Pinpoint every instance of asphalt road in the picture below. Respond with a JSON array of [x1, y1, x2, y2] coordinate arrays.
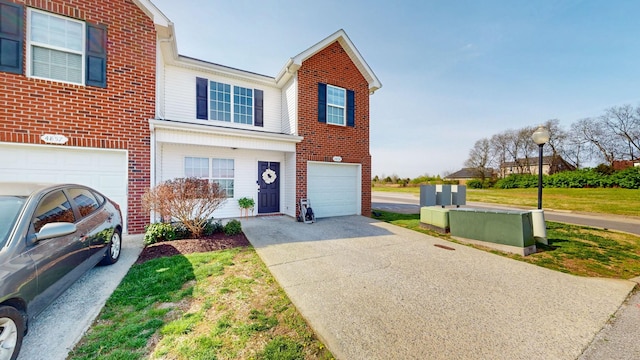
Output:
[[372, 191, 640, 236]]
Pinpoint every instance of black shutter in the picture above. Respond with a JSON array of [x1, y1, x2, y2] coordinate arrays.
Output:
[[254, 89, 263, 127], [86, 23, 107, 88], [318, 83, 327, 123], [346, 89, 355, 127], [196, 77, 208, 119], [0, 1, 23, 74]]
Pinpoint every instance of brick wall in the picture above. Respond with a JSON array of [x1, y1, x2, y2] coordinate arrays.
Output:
[[0, 0, 156, 233], [296, 41, 371, 217]]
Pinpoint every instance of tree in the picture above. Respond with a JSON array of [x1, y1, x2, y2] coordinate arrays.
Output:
[[143, 178, 227, 237], [464, 137, 492, 180], [601, 104, 640, 160], [572, 117, 622, 166]]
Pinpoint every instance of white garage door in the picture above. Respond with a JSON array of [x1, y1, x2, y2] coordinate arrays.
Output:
[[307, 162, 361, 218], [0, 143, 128, 232]]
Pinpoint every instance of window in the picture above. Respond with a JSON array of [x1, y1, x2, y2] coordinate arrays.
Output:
[[209, 81, 231, 122], [326, 85, 346, 125], [184, 157, 234, 197], [213, 158, 234, 197], [33, 190, 75, 232], [233, 86, 253, 124], [185, 157, 209, 178], [196, 78, 263, 127], [28, 9, 84, 84], [67, 188, 100, 218], [317, 83, 355, 127]]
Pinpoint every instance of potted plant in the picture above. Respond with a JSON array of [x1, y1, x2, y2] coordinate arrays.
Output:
[[238, 197, 255, 218]]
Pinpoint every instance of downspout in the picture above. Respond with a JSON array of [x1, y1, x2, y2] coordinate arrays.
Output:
[[149, 121, 157, 223]]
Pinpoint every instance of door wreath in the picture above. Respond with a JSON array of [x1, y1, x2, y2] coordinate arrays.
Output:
[[262, 168, 277, 184]]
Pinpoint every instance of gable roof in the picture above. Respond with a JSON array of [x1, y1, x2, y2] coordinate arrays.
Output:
[[446, 168, 494, 179], [275, 29, 382, 94]]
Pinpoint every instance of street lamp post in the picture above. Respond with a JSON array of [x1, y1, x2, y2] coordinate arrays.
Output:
[[532, 125, 550, 209]]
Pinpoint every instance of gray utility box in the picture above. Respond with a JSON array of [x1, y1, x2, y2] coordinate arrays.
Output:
[[420, 185, 466, 207]]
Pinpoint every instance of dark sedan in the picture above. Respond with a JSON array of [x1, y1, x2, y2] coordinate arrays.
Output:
[[0, 183, 122, 360]]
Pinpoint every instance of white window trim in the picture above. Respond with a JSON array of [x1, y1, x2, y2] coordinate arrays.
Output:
[[208, 80, 254, 126], [184, 156, 235, 198], [326, 84, 346, 126], [26, 8, 86, 86]]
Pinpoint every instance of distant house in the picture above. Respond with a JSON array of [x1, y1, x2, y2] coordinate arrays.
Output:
[[445, 168, 495, 185], [612, 159, 640, 171], [500, 155, 575, 178]]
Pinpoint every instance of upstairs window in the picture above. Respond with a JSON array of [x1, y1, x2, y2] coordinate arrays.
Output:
[[233, 86, 253, 125], [318, 83, 355, 127], [209, 81, 231, 122], [28, 9, 84, 84], [326, 85, 346, 125], [196, 77, 263, 127]]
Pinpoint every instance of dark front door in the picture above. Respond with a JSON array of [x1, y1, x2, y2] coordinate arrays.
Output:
[[258, 161, 280, 213]]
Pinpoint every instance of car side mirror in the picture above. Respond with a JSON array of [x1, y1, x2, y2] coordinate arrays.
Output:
[[35, 222, 77, 242]]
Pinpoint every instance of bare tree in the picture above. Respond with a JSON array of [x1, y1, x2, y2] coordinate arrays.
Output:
[[143, 178, 227, 237], [601, 104, 640, 160], [572, 117, 622, 166], [464, 137, 492, 180]]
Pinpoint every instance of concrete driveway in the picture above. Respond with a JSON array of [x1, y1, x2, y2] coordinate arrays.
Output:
[[242, 215, 636, 360], [16, 234, 144, 360]]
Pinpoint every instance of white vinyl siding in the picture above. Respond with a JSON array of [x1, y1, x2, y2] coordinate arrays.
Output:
[[163, 66, 283, 133], [27, 9, 85, 84], [158, 142, 287, 219], [282, 76, 297, 135]]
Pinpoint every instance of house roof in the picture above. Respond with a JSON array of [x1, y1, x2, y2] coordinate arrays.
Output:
[[446, 168, 494, 179], [275, 29, 382, 94], [142, 2, 381, 92]]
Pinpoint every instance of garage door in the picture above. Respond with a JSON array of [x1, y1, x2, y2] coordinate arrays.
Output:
[[307, 162, 360, 218], [0, 143, 128, 232]]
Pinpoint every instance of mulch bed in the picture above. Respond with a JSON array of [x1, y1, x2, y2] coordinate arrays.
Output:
[[135, 232, 251, 264]]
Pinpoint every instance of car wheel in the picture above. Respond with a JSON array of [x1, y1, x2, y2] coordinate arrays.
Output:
[[99, 229, 121, 266], [0, 306, 24, 360]]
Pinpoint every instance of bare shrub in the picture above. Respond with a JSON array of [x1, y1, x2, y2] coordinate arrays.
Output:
[[143, 178, 227, 238]]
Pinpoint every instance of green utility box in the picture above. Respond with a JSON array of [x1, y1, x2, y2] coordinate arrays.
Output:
[[420, 206, 450, 233], [448, 208, 535, 248]]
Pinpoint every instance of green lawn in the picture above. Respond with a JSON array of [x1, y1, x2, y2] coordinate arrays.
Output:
[[69, 248, 333, 360], [373, 186, 640, 218]]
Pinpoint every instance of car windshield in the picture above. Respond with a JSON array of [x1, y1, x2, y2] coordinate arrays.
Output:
[[0, 196, 26, 247]]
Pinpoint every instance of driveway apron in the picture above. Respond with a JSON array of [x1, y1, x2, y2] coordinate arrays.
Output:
[[241, 215, 635, 360]]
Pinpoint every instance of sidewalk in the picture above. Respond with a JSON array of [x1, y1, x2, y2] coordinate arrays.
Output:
[[242, 215, 636, 360]]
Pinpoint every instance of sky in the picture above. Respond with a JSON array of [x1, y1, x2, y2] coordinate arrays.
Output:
[[150, 0, 640, 178]]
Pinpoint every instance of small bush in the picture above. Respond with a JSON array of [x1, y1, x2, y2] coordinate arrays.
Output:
[[466, 179, 484, 189], [224, 219, 242, 236], [172, 222, 191, 240], [144, 223, 176, 245], [203, 218, 224, 236]]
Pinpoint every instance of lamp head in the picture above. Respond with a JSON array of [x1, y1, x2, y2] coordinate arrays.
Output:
[[532, 125, 550, 145]]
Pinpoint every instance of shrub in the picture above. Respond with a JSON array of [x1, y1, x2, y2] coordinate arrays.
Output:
[[466, 179, 484, 189], [143, 178, 227, 238], [172, 222, 191, 240], [203, 218, 224, 236], [224, 219, 242, 236], [144, 223, 176, 245]]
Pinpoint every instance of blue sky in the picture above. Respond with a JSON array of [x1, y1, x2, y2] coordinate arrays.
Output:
[[150, 0, 640, 178]]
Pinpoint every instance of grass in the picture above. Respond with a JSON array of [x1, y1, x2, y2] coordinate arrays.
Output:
[[372, 186, 640, 217], [371, 210, 640, 279], [69, 248, 333, 360]]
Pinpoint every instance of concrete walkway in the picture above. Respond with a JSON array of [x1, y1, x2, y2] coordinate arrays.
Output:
[[241, 215, 636, 360]]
